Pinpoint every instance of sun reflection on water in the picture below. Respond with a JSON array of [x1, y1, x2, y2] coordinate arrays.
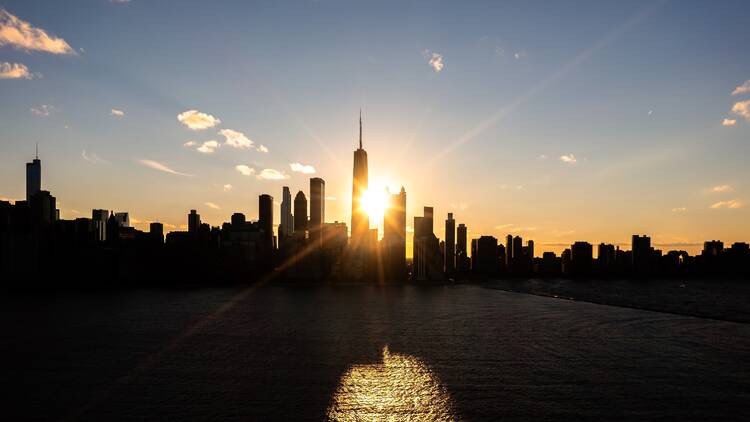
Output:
[[326, 346, 457, 421]]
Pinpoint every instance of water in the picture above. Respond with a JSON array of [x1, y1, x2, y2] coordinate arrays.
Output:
[[2, 282, 749, 421]]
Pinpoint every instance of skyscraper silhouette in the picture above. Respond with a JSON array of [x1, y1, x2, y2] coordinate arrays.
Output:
[[188, 210, 200, 234], [279, 186, 294, 242], [294, 191, 308, 236], [309, 177, 325, 247], [457, 223, 468, 272], [259, 194, 274, 251], [26, 147, 41, 202], [383, 186, 406, 279], [350, 111, 369, 248], [445, 213, 455, 273]]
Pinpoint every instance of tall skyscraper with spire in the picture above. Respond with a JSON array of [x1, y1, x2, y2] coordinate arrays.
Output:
[[350, 110, 369, 247], [26, 144, 41, 202]]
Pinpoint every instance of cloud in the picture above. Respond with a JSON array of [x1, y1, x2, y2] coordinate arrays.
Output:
[[0, 8, 75, 54], [710, 199, 743, 209], [204, 202, 220, 210], [138, 159, 192, 176], [538, 154, 548, 160], [290, 162, 316, 174], [257, 144, 269, 153], [30, 104, 53, 116], [257, 168, 289, 180], [671, 207, 687, 213], [183, 141, 197, 147], [732, 79, 750, 96], [223, 184, 233, 192], [177, 109, 221, 130], [731, 100, 750, 122], [711, 184, 733, 193], [722, 118, 737, 127], [513, 51, 528, 60], [196, 140, 220, 154], [0, 62, 32, 79], [235, 165, 255, 176], [219, 128, 254, 149], [428, 52, 444, 72], [559, 154, 577, 163], [81, 150, 109, 164], [110, 108, 124, 117]]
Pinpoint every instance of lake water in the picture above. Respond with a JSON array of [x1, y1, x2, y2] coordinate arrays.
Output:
[[2, 282, 749, 421]]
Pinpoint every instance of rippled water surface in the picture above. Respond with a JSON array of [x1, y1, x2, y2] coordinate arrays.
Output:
[[2, 283, 749, 421]]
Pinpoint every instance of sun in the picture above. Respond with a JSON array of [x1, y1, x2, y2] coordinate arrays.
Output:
[[360, 187, 389, 223]]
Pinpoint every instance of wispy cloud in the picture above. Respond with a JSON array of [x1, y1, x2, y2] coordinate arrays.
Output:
[[257, 144, 269, 153], [427, 52, 444, 72], [710, 199, 743, 209], [671, 207, 687, 213], [290, 162, 316, 174], [183, 140, 197, 147], [711, 184, 733, 193], [223, 184, 233, 192], [235, 165, 255, 176], [219, 128, 254, 149], [110, 108, 124, 117], [81, 150, 109, 164], [731, 100, 750, 122], [0, 61, 32, 79], [196, 140, 220, 154], [559, 154, 577, 164], [732, 79, 750, 96], [0, 8, 75, 54], [722, 118, 737, 127], [177, 109, 221, 130], [257, 168, 289, 180], [30, 104, 53, 116], [496, 224, 537, 233], [138, 159, 192, 176], [513, 50, 528, 60], [204, 202, 220, 210]]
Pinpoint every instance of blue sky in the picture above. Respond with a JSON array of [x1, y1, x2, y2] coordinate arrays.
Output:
[[1, 0, 749, 254]]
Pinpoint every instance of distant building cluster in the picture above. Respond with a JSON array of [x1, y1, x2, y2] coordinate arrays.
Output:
[[2, 118, 750, 284]]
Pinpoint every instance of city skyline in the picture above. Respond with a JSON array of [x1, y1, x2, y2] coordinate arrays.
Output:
[[2, 1, 750, 256]]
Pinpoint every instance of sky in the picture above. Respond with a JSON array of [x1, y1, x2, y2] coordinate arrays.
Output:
[[1, 0, 749, 256]]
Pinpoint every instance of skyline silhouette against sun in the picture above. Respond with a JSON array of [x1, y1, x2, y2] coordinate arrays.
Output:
[[1, 1, 749, 256]]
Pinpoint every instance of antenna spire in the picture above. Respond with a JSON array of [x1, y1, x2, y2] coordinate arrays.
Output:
[[35, 142, 38, 159], [359, 107, 362, 149]]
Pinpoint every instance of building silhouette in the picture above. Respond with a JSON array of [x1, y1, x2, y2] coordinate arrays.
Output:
[[309, 178, 325, 247], [259, 194, 274, 253], [413, 206, 442, 280], [188, 210, 200, 234], [26, 149, 41, 202], [294, 191, 308, 237], [456, 223, 469, 273], [632, 235, 651, 275], [92, 209, 108, 242], [279, 186, 294, 246], [383, 187, 406, 280], [445, 213, 455, 274], [474, 235, 498, 276], [350, 111, 369, 249]]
